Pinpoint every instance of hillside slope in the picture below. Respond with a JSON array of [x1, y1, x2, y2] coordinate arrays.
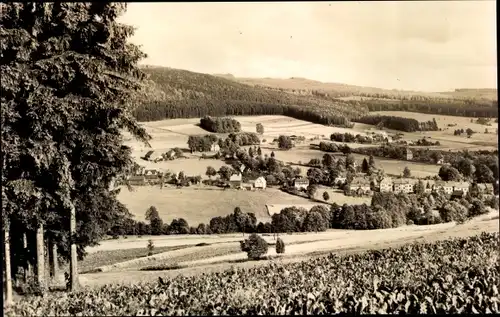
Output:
[[132, 66, 369, 127]]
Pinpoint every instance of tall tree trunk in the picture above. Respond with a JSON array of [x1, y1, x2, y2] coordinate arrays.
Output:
[[69, 204, 79, 291], [36, 223, 45, 289], [23, 232, 31, 282], [4, 225, 13, 306], [51, 241, 58, 282]]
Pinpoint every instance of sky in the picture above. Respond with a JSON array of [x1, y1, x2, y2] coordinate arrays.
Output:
[[119, 1, 497, 92]]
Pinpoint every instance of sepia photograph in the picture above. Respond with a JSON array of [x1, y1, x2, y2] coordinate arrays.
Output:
[[2, 1, 498, 315]]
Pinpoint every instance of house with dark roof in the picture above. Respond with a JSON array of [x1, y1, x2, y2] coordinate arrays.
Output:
[[348, 177, 371, 192]]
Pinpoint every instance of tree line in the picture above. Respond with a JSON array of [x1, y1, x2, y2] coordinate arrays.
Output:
[[330, 132, 375, 144], [199, 116, 242, 133], [361, 98, 498, 118], [110, 186, 498, 237], [353, 115, 439, 132]]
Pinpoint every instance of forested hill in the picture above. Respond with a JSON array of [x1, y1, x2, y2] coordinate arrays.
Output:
[[218, 76, 497, 118], [132, 66, 369, 127]]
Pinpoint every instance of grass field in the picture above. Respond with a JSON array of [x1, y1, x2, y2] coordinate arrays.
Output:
[[117, 186, 317, 225]]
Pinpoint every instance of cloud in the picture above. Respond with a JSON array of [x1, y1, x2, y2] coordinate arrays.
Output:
[[120, 1, 497, 91]]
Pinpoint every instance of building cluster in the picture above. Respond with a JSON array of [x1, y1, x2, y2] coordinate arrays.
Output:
[[227, 165, 267, 190], [349, 176, 493, 198], [142, 149, 179, 162]]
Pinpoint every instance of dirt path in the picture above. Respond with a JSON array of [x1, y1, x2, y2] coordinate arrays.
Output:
[[78, 211, 498, 288]]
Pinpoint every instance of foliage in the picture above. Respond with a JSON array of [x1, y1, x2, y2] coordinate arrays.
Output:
[[240, 233, 268, 260], [256, 123, 264, 135], [275, 237, 285, 254], [363, 97, 497, 117], [403, 167, 412, 178], [322, 191, 330, 201], [278, 135, 293, 150], [1, 2, 150, 278], [330, 132, 374, 144], [354, 115, 438, 132], [187, 134, 218, 152], [205, 166, 217, 179], [146, 240, 154, 257], [200, 116, 241, 133], [132, 67, 365, 127], [439, 166, 462, 182], [7, 233, 499, 315]]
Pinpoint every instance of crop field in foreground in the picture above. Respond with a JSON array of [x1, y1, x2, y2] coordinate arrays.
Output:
[[7, 232, 499, 315]]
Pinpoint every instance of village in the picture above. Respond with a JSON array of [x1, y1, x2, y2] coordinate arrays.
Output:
[[117, 142, 495, 206]]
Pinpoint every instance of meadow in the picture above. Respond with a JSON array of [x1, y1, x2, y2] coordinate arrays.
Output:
[[117, 186, 315, 225]]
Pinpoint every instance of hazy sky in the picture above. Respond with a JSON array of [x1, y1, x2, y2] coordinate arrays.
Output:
[[120, 1, 497, 92]]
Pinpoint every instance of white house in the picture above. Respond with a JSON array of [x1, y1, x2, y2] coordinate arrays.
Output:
[[294, 178, 309, 190], [450, 181, 470, 195], [435, 181, 454, 195], [251, 176, 267, 189], [393, 178, 417, 194], [333, 176, 347, 187], [379, 177, 393, 192]]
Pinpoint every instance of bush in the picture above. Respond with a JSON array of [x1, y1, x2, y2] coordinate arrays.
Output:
[[276, 237, 285, 254], [147, 239, 154, 256], [240, 233, 269, 260]]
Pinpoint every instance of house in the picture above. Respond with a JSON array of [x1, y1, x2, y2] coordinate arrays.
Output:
[[134, 166, 146, 176], [333, 176, 347, 187], [238, 164, 248, 174], [379, 177, 393, 192], [405, 148, 413, 161], [349, 177, 371, 192], [144, 169, 159, 176], [434, 181, 454, 195], [211, 143, 220, 152], [127, 175, 146, 186], [477, 183, 494, 195], [451, 190, 465, 199], [437, 158, 444, 165], [393, 178, 416, 194], [250, 176, 267, 190], [450, 182, 470, 195], [228, 173, 243, 188], [294, 178, 310, 190]]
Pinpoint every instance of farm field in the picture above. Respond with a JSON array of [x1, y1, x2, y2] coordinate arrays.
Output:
[[77, 208, 499, 288], [368, 111, 498, 151], [116, 186, 316, 225]]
